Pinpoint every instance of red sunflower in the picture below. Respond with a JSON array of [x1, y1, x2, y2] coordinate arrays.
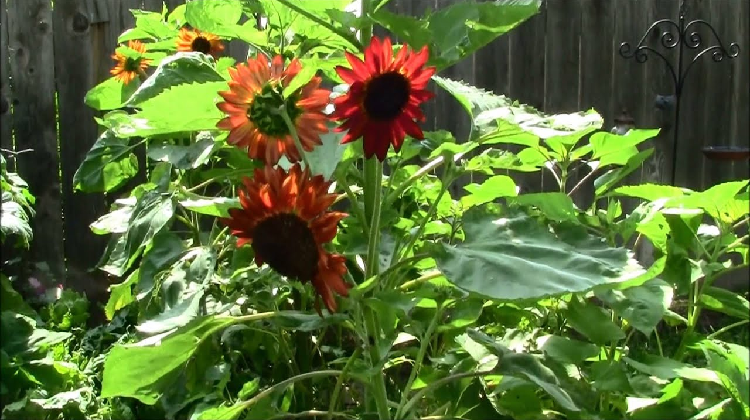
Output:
[[110, 40, 151, 84], [221, 164, 350, 313], [176, 27, 225, 58], [331, 36, 436, 161], [216, 55, 331, 166]]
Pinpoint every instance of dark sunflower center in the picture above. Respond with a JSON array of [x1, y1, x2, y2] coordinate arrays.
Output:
[[124, 57, 141, 72], [191, 36, 212, 54], [247, 83, 302, 137], [363, 71, 410, 121], [252, 213, 319, 282]]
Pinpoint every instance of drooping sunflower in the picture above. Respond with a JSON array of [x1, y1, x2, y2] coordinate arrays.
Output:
[[110, 40, 151, 84], [221, 164, 350, 313], [331, 36, 436, 161], [176, 27, 225, 58], [216, 55, 331, 165]]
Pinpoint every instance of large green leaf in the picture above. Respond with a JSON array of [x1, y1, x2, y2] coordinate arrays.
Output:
[[147, 134, 218, 170], [460, 175, 517, 209], [511, 192, 579, 223], [85, 77, 140, 111], [594, 149, 654, 197], [371, 0, 541, 70], [257, 0, 357, 50], [126, 53, 226, 106], [98, 191, 176, 277], [72, 131, 139, 193], [589, 129, 660, 168], [565, 297, 625, 344], [622, 355, 722, 384], [698, 286, 750, 320], [430, 207, 646, 301], [610, 183, 690, 202], [536, 334, 600, 365], [100, 315, 235, 404], [106, 82, 227, 138], [595, 279, 674, 335], [663, 181, 749, 224]]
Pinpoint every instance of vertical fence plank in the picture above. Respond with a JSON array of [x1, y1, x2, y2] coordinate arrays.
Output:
[[7, 0, 65, 280], [0, 0, 13, 170], [729, 0, 749, 182], [701, 0, 734, 188], [508, 6, 546, 193], [672, 0, 707, 190], [54, 0, 108, 272]]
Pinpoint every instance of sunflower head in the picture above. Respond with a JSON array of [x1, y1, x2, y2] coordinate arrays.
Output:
[[221, 164, 350, 313], [176, 27, 225, 58], [331, 36, 436, 161], [216, 55, 331, 166], [110, 40, 151, 84]]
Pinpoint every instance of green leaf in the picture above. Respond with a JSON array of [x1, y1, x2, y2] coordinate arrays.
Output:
[[664, 181, 749, 224], [185, 0, 243, 37], [464, 149, 541, 174], [590, 129, 660, 167], [99, 191, 175, 277], [90, 202, 135, 235], [698, 286, 750, 320], [565, 297, 625, 344], [595, 279, 674, 335], [107, 82, 227, 138], [131, 9, 175, 40], [279, 122, 347, 181], [437, 298, 485, 332], [72, 131, 139, 193], [610, 183, 690, 201], [371, 0, 541, 70], [460, 175, 517, 209], [85, 77, 140, 111], [1, 193, 33, 247], [179, 196, 240, 218], [100, 315, 236, 404], [623, 355, 722, 384], [590, 361, 631, 392], [536, 334, 599, 365], [594, 149, 654, 197], [192, 400, 247, 420], [104, 269, 139, 320], [147, 135, 218, 170], [126, 53, 225, 106], [1, 275, 37, 318], [257, 0, 356, 50], [430, 207, 646, 301], [511, 192, 579, 223], [465, 329, 580, 412]]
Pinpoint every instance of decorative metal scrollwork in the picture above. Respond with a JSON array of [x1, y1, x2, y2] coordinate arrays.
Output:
[[616, 0, 741, 185]]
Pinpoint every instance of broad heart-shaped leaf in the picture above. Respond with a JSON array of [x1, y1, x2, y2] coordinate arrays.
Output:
[[185, 0, 243, 38], [536, 335, 600, 365], [565, 297, 625, 344], [430, 206, 647, 301], [85, 77, 140, 111], [73, 130, 139, 193], [107, 81, 227, 138], [257, 0, 357, 50], [278, 122, 348, 181], [371, 0, 541, 71], [590, 129, 660, 168], [595, 279, 674, 335], [100, 315, 236, 404], [698, 286, 750, 320], [179, 196, 240, 218], [125, 53, 226, 106], [511, 192, 579, 223], [98, 191, 176, 277]]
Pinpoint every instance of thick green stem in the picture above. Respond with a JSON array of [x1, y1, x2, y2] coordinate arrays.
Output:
[[327, 347, 363, 419], [336, 171, 368, 232], [365, 160, 383, 278], [674, 273, 717, 361], [395, 302, 442, 419]]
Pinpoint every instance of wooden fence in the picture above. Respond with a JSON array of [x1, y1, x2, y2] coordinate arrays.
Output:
[[1, 0, 748, 282]]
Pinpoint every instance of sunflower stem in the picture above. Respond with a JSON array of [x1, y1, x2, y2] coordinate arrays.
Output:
[[278, 105, 313, 171]]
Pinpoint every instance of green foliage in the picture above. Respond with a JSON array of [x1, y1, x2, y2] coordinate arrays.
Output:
[[1, 155, 35, 249], [11, 2, 749, 420]]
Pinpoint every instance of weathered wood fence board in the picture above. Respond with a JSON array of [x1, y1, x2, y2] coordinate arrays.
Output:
[[7, 0, 65, 280], [0, 0, 12, 171], [1, 0, 747, 280]]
